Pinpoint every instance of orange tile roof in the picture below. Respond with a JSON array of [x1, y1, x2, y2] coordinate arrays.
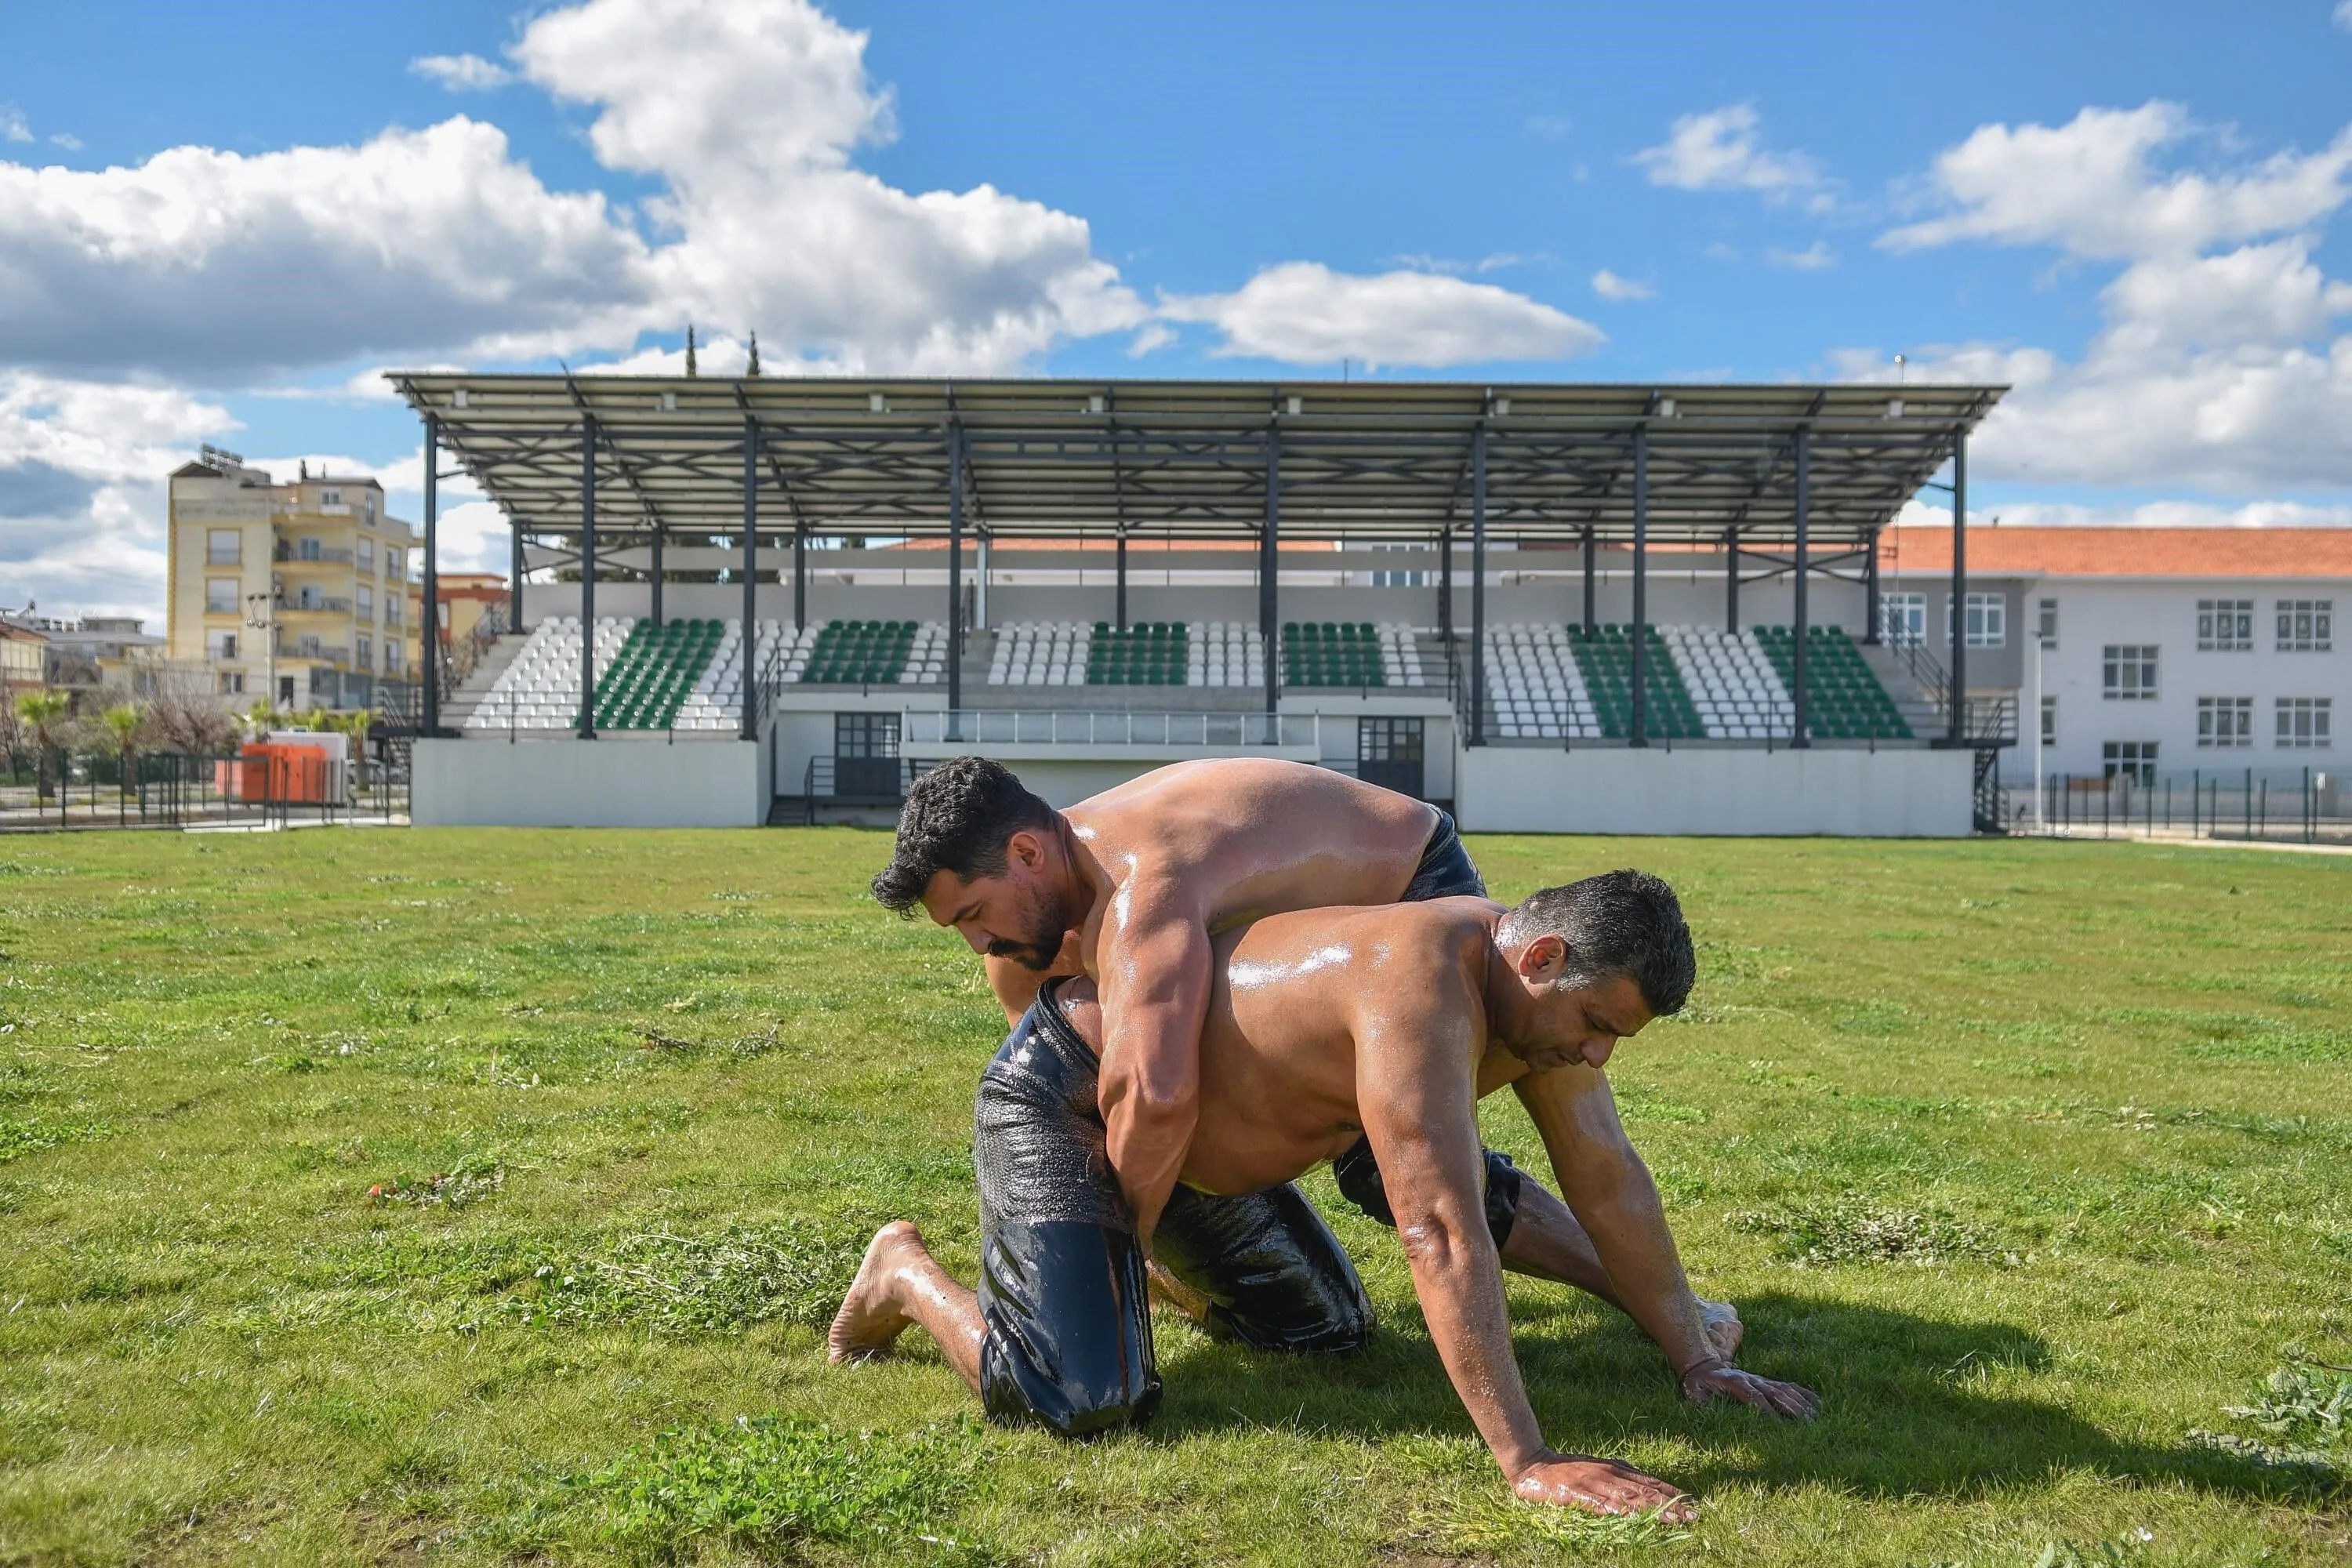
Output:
[[1880, 527, 2352, 579]]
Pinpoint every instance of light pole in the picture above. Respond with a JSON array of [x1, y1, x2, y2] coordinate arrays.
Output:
[[243, 590, 278, 716]]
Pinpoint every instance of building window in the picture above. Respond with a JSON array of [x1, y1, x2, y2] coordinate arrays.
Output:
[[320, 488, 343, 506], [2102, 644, 2158, 700], [2102, 741, 2158, 786], [385, 643, 402, 676], [358, 586, 374, 621], [207, 528, 241, 566], [2277, 599, 2333, 652], [358, 539, 376, 573], [386, 597, 402, 629], [1359, 716, 1426, 762], [1882, 592, 1926, 646], [296, 536, 322, 561], [363, 494, 376, 524], [2198, 599, 2253, 652], [356, 635, 372, 670], [385, 549, 404, 582], [2036, 597, 2058, 650], [1962, 592, 2005, 648], [209, 630, 238, 661], [218, 670, 245, 695], [2277, 698, 2332, 749], [834, 711, 901, 757], [205, 578, 238, 615], [2196, 696, 2253, 748], [437, 602, 450, 631], [2040, 695, 2056, 748]]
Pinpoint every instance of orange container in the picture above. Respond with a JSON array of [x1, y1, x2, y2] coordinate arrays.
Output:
[[225, 742, 334, 804]]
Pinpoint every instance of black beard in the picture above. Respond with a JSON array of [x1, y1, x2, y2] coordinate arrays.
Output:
[[985, 935, 1064, 971]]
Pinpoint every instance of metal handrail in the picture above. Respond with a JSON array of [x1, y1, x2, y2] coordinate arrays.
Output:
[[902, 709, 1331, 749]]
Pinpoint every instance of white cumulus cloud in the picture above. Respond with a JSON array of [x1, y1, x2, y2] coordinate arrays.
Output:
[[1768, 241, 1836, 270], [1879, 102, 2352, 260], [409, 53, 514, 90], [1857, 102, 2352, 493], [1635, 104, 1828, 208], [1160, 263, 1602, 368], [1591, 269, 1654, 302]]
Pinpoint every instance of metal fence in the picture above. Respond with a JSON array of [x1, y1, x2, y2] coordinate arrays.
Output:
[[0, 748, 410, 833], [903, 708, 1341, 750], [2004, 765, 2347, 845]]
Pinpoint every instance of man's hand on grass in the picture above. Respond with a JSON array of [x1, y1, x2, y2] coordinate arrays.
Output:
[[1510, 1450, 1694, 1521], [1678, 1357, 1820, 1420]]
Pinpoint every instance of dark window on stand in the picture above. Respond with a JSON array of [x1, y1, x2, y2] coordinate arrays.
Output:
[[833, 711, 902, 797], [1358, 716, 1426, 800]]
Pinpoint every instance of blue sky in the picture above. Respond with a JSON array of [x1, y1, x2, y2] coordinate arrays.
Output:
[[5, 1, 2352, 618]]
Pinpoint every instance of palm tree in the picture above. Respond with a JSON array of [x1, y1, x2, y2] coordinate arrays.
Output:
[[100, 702, 143, 806], [14, 689, 68, 804]]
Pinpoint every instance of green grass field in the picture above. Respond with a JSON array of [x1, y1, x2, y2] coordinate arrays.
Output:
[[2, 827, 2347, 1566]]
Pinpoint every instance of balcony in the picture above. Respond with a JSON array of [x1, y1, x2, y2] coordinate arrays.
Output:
[[275, 543, 355, 565], [278, 596, 354, 615], [285, 642, 352, 666]]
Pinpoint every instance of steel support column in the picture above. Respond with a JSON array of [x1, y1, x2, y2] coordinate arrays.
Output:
[[740, 418, 759, 740], [1581, 525, 1596, 636], [649, 525, 664, 628], [976, 533, 990, 629], [1115, 528, 1127, 630], [422, 413, 441, 736], [1791, 426, 1811, 749], [1628, 426, 1649, 748], [1469, 424, 1487, 746], [1948, 434, 1969, 745], [1863, 525, 1882, 644], [1724, 527, 1740, 633], [508, 515, 523, 636], [948, 422, 965, 717], [1438, 526, 1453, 650], [793, 523, 807, 631], [578, 416, 597, 739], [1261, 430, 1280, 716]]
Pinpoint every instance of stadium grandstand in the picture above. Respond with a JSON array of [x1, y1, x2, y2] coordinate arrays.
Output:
[[388, 376, 2008, 833]]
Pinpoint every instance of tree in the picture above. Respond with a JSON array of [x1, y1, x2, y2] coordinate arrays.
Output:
[[684, 323, 699, 378], [746, 331, 761, 377], [100, 701, 143, 799], [13, 688, 67, 803], [144, 672, 238, 759]]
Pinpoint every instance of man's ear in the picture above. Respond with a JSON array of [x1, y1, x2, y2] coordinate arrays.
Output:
[[1516, 933, 1567, 985], [1005, 829, 1046, 872]]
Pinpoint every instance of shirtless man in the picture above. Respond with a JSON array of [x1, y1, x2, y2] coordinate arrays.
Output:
[[832, 870, 1820, 1518], [869, 757, 1738, 1357]]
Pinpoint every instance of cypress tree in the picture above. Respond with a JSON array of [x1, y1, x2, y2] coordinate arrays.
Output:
[[684, 325, 699, 378]]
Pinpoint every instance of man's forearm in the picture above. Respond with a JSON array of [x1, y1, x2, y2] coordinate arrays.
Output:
[[1102, 1094, 1192, 1244], [1566, 1157, 1715, 1376], [1399, 1210, 1549, 1477]]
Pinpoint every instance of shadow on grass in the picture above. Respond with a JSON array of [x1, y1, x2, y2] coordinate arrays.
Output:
[[1147, 1290, 2328, 1507]]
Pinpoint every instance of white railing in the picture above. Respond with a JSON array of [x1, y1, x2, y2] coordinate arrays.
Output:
[[905, 709, 1330, 750]]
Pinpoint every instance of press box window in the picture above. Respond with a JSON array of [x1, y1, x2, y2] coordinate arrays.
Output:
[[2277, 698, 2332, 750], [206, 528, 240, 567], [2197, 599, 2252, 652], [2277, 600, 2333, 653], [2196, 696, 2252, 749], [205, 578, 238, 615], [2102, 644, 2158, 700]]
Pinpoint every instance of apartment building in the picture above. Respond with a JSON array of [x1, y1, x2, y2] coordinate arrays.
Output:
[[165, 447, 423, 711], [1882, 527, 2348, 786]]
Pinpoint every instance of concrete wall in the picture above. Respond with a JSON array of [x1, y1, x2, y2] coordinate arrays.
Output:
[[1455, 745, 1973, 837], [414, 735, 770, 827]]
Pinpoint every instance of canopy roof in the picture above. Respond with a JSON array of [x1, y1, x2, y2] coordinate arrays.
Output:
[[387, 375, 2002, 546]]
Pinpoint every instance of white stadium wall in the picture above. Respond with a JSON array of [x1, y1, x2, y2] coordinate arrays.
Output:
[[1455, 746, 1973, 837], [413, 737, 771, 828]]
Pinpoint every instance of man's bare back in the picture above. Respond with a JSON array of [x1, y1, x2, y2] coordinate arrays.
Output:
[[904, 756, 1446, 1238]]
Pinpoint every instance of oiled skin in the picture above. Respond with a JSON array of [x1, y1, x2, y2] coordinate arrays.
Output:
[[1046, 896, 1806, 1516], [985, 758, 1439, 1240]]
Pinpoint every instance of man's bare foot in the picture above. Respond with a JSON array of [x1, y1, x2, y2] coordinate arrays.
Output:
[[1510, 1451, 1693, 1522], [1698, 1298, 1744, 1362], [1146, 1258, 1213, 1325], [827, 1221, 924, 1363]]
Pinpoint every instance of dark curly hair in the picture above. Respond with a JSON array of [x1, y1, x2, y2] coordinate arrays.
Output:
[[1497, 869, 1696, 1017], [870, 756, 1057, 914]]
